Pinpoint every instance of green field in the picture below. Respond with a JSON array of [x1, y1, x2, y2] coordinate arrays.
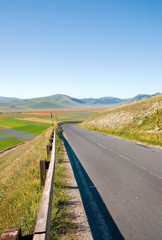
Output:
[[0, 117, 51, 152], [0, 118, 51, 135], [0, 138, 23, 152], [0, 109, 96, 153]]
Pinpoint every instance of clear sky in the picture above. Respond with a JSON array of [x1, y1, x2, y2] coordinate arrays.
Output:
[[0, 0, 162, 99]]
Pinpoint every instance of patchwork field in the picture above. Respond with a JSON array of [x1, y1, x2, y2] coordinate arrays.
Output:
[[17, 109, 94, 122], [0, 109, 96, 153], [0, 116, 51, 152]]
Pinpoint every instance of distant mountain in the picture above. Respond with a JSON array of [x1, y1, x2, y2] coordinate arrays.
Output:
[[0, 96, 22, 103], [0, 93, 161, 110], [127, 93, 161, 103], [82, 97, 126, 105]]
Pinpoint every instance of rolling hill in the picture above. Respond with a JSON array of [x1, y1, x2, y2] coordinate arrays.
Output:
[[80, 94, 162, 146], [0, 93, 161, 110]]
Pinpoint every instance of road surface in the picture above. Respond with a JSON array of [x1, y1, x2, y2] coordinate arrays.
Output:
[[61, 123, 162, 240]]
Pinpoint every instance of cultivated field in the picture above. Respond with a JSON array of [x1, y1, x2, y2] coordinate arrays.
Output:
[[0, 116, 51, 152], [0, 109, 95, 153]]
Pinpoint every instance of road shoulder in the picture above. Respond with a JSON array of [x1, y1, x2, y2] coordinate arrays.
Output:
[[61, 144, 93, 240]]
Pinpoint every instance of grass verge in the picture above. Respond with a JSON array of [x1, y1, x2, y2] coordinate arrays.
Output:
[[82, 126, 162, 146], [50, 127, 77, 240], [0, 127, 52, 236]]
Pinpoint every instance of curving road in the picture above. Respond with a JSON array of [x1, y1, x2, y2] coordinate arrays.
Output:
[[62, 123, 162, 240]]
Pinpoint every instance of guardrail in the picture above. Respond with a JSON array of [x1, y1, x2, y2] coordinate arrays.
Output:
[[1, 128, 57, 240], [33, 128, 56, 240]]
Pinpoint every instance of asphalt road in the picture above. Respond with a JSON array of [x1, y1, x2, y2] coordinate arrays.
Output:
[[62, 123, 162, 240]]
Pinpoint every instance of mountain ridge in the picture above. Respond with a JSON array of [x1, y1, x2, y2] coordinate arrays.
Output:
[[0, 93, 161, 110]]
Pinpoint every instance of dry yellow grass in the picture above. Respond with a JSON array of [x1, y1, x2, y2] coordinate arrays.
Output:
[[80, 95, 162, 146], [0, 127, 52, 235], [17, 117, 56, 124]]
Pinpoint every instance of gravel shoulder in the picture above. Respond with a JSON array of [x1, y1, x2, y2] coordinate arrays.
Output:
[[62, 144, 93, 240]]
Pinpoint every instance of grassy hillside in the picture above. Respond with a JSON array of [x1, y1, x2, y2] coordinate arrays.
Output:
[[80, 95, 162, 146], [0, 126, 78, 239], [0, 128, 52, 235]]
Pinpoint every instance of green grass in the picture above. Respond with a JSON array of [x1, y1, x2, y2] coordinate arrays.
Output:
[[85, 126, 162, 146], [0, 138, 23, 152], [137, 109, 162, 131], [0, 118, 51, 135]]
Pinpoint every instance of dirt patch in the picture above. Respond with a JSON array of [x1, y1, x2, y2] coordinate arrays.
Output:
[[0, 145, 21, 158], [17, 117, 53, 124], [62, 145, 93, 240]]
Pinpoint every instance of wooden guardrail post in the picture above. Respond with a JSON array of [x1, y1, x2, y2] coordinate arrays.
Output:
[[49, 138, 53, 145], [40, 159, 46, 186], [1, 228, 21, 240], [46, 144, 51, 157], [50, 132, 53, 138]]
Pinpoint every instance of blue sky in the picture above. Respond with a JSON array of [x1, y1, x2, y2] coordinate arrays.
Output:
[[0, 0, 162, 99]]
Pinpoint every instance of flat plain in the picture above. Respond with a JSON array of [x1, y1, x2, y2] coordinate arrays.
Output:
[[0, 115, 51, 152], [0, 109, 95, 153]]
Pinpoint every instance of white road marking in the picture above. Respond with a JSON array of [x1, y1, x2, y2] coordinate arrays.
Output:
[[141, 166, 146, 170], [87, 137, 162, 180], [149, 171, 162, 179], [88, 137, 97, 143]]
